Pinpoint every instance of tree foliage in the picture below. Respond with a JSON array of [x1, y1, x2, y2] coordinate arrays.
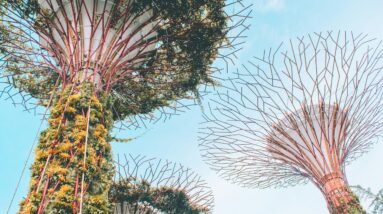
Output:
[[109, 178, 210, 214], [353, 186, 383, 214], [0, 0, 228, 122], [20, 83, 115, 213], [328, 190, 365, 214], [0, 0, 244, 212]]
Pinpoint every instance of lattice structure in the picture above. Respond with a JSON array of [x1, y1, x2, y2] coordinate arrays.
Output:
[[0, 0, 251, 127], [199, 31, 383, 213], [111, 154, 214, 214], [0, 0, 251, 213]]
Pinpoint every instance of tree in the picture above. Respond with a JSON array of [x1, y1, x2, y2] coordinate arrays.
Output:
[[352, 186, 383, 214], [0, 0, 250, 212], [110, 154, 214, 214], [199, 31, 383, 213]]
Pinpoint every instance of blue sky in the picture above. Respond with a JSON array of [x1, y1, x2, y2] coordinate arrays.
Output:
[[2, 0, 383, 213]]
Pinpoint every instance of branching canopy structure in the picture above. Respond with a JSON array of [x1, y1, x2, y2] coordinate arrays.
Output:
[[0, 0, 250, 127], [111, 154, 214, 214], [0, 0, 251, 213], [199, 31, 383, 213]]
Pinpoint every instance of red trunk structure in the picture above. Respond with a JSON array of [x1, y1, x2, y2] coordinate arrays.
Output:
[[266, 103, 363, 212], [200, 31, 383, 213], [320, 173, 352, 209], [0, 0, 251, 212]]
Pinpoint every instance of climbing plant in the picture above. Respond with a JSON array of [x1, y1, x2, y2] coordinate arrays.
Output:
[[0, 0, 250, 212]]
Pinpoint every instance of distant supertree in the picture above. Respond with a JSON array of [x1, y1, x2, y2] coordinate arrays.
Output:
[[110, 154, 214, 214], [352, 186, 383, 214], [199, 32, 383, 213], [0, 0, 250, 213]]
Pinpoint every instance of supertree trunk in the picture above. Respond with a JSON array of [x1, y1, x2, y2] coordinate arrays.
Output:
[[0, 1, 251, 212], [317, 173, 364, 213], [19, 82, 115, 213]]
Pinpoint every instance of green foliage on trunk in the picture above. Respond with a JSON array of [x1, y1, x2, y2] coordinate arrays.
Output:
[[19, 83, 115, 213], [0, 0, 233, 212], [329, 190, 366, 214], [352, 185, 383, 214]]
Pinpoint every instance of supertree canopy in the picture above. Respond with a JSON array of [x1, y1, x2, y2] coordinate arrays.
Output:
[[199, 31, 383, 213], [110, 154, 214, 214], [0, 0, 244, 120], [0, 0, 250, 213]]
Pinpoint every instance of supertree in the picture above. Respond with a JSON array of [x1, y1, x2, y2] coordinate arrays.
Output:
[[352, 185, 383, 214], [110, 154, 214, 214], [199, 31, 383, 213], [0, 0, 250, 213]]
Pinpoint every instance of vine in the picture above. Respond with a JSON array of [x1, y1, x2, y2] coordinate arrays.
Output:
[[329, 190, 366, 214], [20, 83, 115, 213]]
